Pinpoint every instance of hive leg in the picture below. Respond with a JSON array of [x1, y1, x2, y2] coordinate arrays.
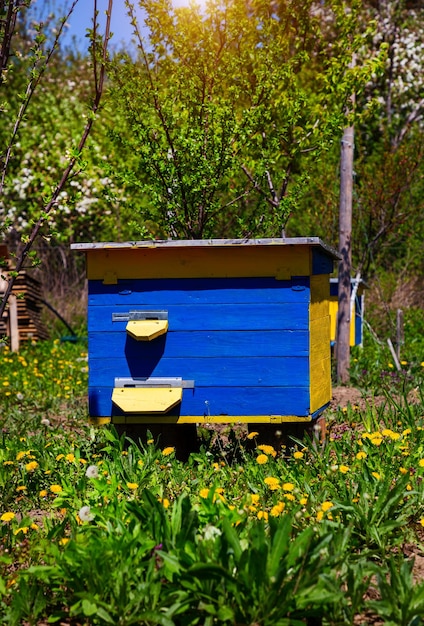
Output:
[[113, 423, 199, 461]]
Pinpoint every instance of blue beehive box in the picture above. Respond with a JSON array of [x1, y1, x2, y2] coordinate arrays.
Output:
[[72, 238, 339, 427]]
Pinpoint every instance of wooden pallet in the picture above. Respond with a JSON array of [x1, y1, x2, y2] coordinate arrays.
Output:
[[0, 270, 49, 349]]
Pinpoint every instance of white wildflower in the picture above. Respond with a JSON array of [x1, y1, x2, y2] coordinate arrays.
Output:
[[85, 465, 99, 479], [78, 506, 94, 523]]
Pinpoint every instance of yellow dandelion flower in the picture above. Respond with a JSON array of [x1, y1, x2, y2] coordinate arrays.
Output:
[[264, 476, 280, 489], [50, 484, 62, 494], [3, 460, 13, 466], [200, 488, 210, 499], [65, 453, 75, 462], [127, 482, 139, 490], [16, 451, 30, 461], [16, 485, 27, 492], [59, 537, 70, 546], [79, 458, 87, 464], [293, 451, 304, 459], [419, 459, 424, 468], [316, 510, 324, 522], [247, 431, 259, 439], [257, 510, 268, 521], [270, 502, 285, 517], [403, 428, 412, 436], [370, 437, 383, 446], [321, 501, 334, 512], [137, 460, 144, 467], [299, 497, 308, 505], [399, 467, 408, 475], [284, 493, 295, 501], [282, 482, 295, 491], [356, 451, 367, 460], [56, 454, 65, 461], [13, 527, 28, 536], [39, 489, 48, 497], [25, 461, 39, 472], [250, 493, 260, 505], [371, 472, 381, 480], [30, 523, 39, 531], [257, 444, 277, 458], [162, 498, 170, 509], [420, 518, 424, 527], [1, 511, 15, 522], [162, 447, 175, 456], [256, 454, 268, 465], [406, 484, 412, 491], [339, 465, 350, 474]]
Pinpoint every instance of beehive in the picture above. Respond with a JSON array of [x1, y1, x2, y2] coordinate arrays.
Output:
[[72, 238, 339, 426], [329, 277, 366, 347]]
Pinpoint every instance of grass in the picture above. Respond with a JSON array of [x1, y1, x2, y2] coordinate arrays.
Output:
[[0, 330, 424, 625]]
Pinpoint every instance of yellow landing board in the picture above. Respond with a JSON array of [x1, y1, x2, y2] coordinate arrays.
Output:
[[85, 246, 311, 282], [126, 319, 168, 341], [112, 387, 182, 414]]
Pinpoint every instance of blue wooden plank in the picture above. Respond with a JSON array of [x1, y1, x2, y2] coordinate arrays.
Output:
[[88, 355, 309, 387], [87, 303, 309, 333], [88, 277, 311, 305], [88, 385, 311, 418], [88, 330, 310, 360], [312, 248, 335, 275]]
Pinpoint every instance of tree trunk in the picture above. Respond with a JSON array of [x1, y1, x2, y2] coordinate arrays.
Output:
[[336, 123, 354, 383]]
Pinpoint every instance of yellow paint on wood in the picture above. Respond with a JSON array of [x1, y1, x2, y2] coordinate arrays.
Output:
[[126, 319, 168, 341], [309, 274, 331, 413], [112, 387, 182, 414], [329, 296, 356, 345], [85, 246, 312, 281], [309, 358, 332, 413], [111, 414, 313, 424], [309, 274, 330, 320], [88, 417, 111, 425]]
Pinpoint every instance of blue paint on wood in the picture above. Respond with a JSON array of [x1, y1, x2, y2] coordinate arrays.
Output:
[[89, 385, 311, 418], [89, 355, 309, 387], [312, 248, 335, 275], [88, 303, 309, 333], [355, 295, 363, 344], [88, 277, 311, 305], [88, 330, 309, 360], [85, 273, 323, 419]]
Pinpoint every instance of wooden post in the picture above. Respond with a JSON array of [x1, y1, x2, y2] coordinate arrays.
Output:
[[8, 293, 19, 352], [336, 123, 354, 384], [396, 308, 404, 361]]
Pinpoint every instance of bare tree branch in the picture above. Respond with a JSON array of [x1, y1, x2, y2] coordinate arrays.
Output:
[[0, 0, 113, 320]]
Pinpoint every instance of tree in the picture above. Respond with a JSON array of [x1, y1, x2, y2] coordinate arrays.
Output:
[[107, 0, 384, 239], [0, 0, 113, 321]]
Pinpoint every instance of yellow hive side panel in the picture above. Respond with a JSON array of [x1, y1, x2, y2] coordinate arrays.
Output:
[[309, 275, 331, 413], [329, 296, 356, 345], [86, 246, 311, 281]]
